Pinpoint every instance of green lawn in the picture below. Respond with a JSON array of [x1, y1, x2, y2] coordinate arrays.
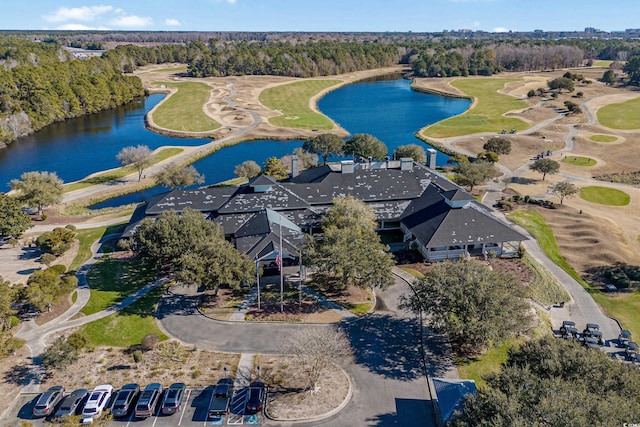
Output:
[[562, 156, 596, 166], [80, 285, 168, 347], [579, 186, 630, 206], [523, 254, 570, 306], [152, 81, 220, 132], [69, 227, 107, 272], [508, 209, 640, 339], [64, 147, 184, 192], [597, 96, 640, 129], [82, 258, 156, 315], [593, 60, 613, 67], [457, 340, 514, 388], [259, 79, 341, 130], [589, 134, 618, 143], [422, 78, 528, 138]]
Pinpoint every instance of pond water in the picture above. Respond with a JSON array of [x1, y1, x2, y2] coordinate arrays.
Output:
[[0, 74, 470, 208]]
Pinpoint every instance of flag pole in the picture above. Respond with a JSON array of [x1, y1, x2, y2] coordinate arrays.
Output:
[[279, 215, 284, 312]]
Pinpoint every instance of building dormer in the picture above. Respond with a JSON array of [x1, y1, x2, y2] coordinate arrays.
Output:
[[249, 175, 277, 193], [443, 189, 474, 208]]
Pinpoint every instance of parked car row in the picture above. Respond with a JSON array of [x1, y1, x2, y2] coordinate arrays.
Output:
[[32, 382, 187, 423], [559, 321, 605, 348]]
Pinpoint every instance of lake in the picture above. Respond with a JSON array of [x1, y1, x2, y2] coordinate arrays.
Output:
[[0, 75, 470, 207]]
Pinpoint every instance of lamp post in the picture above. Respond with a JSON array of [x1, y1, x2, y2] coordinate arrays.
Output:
[[255, 255, 261, 311]]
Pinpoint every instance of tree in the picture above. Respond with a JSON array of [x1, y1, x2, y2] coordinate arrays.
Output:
[[344, 134, 388, 161], [133, 208, 253, 291], [302, 134, 344, 165], [234, 160, 262, 179], [9, 171, 64, 215], [549, 181, 578, 205], [623, 55, 640, 85], [0, 277, 23, 359], [155, 164, 204, 190], [529, 158, 560, 181], [285, 326, 353, 391], [400, 259, 531, 350], [281, 147, 319, 171], [600, 70, 616, 86], [36, 227, 76, 256], [116, 145, 154, 181], [449, 337, 640, 426], [304, 196, 395, 290], [263, 157, 289, 181], [453, 161, 495, 191], [24, 268, 77, 312], [0, 194, 32, 239], [393, 144, 427, 164], [476, 151, 499, 163], [564, 100, 582, 114], [548, 76, 574, 93], [175, 239, 255, 291], [482, 137, 511, 155]]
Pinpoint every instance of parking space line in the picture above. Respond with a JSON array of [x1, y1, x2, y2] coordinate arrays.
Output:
[[178, 389, 191, 426]]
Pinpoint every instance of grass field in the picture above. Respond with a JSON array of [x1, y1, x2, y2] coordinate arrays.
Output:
[[259, 79, 340, 130], [456, 340, 514, 388], [64, 147, 184, 192], [523, 254, 570, 306], [152, 81, 220, 132], [597, 96, 640, 129], [589, 134, 618, 143], [579, 186, 630, 206], [592, 60, 614, 67], [80, 285, 168, 347], [421, 78, 528, 138], [508, 209, 640, 338], [82, 258, 156, 315], [562, 156, 596, 166], [151, 65, 188, 73]]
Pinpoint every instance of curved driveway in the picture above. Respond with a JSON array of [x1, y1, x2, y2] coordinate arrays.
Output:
[[158, 275, 439, 427]]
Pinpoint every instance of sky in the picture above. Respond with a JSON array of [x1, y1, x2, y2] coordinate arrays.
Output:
[[2, 0, 640, 33]]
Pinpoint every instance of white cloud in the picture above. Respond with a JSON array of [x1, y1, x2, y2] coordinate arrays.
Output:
[[213, 0, 238, 4], [164, 18, 181, 27], [43, 5, 113, 23], [110, 15, 153, 27], [56, 23, 111, 31], [493, 27, 509, 33]]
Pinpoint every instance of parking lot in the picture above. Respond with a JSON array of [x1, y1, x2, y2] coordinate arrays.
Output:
[[11, 386, 265, 426]]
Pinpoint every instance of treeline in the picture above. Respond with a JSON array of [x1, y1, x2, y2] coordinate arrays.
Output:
[[0, 38, 144, 145]]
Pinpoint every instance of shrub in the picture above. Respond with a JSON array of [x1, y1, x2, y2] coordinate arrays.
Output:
[[527, 89, 536, 98], [48, 264, 66, 275], [67, 330, 91, 351], [36, 227, 76, 256], [141, 334, 159, 351], [523, 195, 530, 203], [42, 337, 78, 371], [64, 224, 77, 231], [40, 253, 56, 267], [576, 91, 584, 98], [40, 214, 47, 221], [133, 350, 143, 363]]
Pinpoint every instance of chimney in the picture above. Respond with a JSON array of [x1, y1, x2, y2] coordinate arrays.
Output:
[[291, 155, 299, 178], [341, 160, 355, 174], [427, 149, 437, 169], [400, 157, 413, 171]]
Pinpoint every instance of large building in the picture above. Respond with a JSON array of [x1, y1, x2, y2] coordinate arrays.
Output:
[[124, 158, 526, 262]]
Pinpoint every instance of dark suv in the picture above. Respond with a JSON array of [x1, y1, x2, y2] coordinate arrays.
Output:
[[246, 382, 266, 415], [52, 388, 88, 421], [135, 383, 163, 418], [161, 383, 186, 415], [33, 385, 65, 418], [111, 384, 140, 418]]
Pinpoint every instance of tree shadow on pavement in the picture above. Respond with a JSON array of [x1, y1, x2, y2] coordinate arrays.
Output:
[[366, 398, 436, 427], [156, 293, 201, 320], [339, 314, 424, 381], [4, 362, 34, 385]]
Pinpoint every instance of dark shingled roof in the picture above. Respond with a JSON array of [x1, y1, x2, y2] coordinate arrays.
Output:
[[249, 174, 277, 186], [218, 184, 310, 214], [146, 187, 237, 215]]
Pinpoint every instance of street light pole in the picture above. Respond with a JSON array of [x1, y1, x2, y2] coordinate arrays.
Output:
[[255, 255, 260, 311]]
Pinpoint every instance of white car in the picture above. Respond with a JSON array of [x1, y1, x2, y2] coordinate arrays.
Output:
[[81, 384, 113, 424]]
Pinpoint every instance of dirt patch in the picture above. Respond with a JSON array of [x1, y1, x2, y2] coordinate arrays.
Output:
[[199, 287, 248, 321], [0, 346, 31, 418], [256, 355, 349, 421], [41, 340, 240, 390]]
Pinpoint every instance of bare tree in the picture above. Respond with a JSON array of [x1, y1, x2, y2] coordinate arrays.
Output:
[[116, 145, 154, 181], [285, 327, 353, 392], [549, 181, 578, 205]]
